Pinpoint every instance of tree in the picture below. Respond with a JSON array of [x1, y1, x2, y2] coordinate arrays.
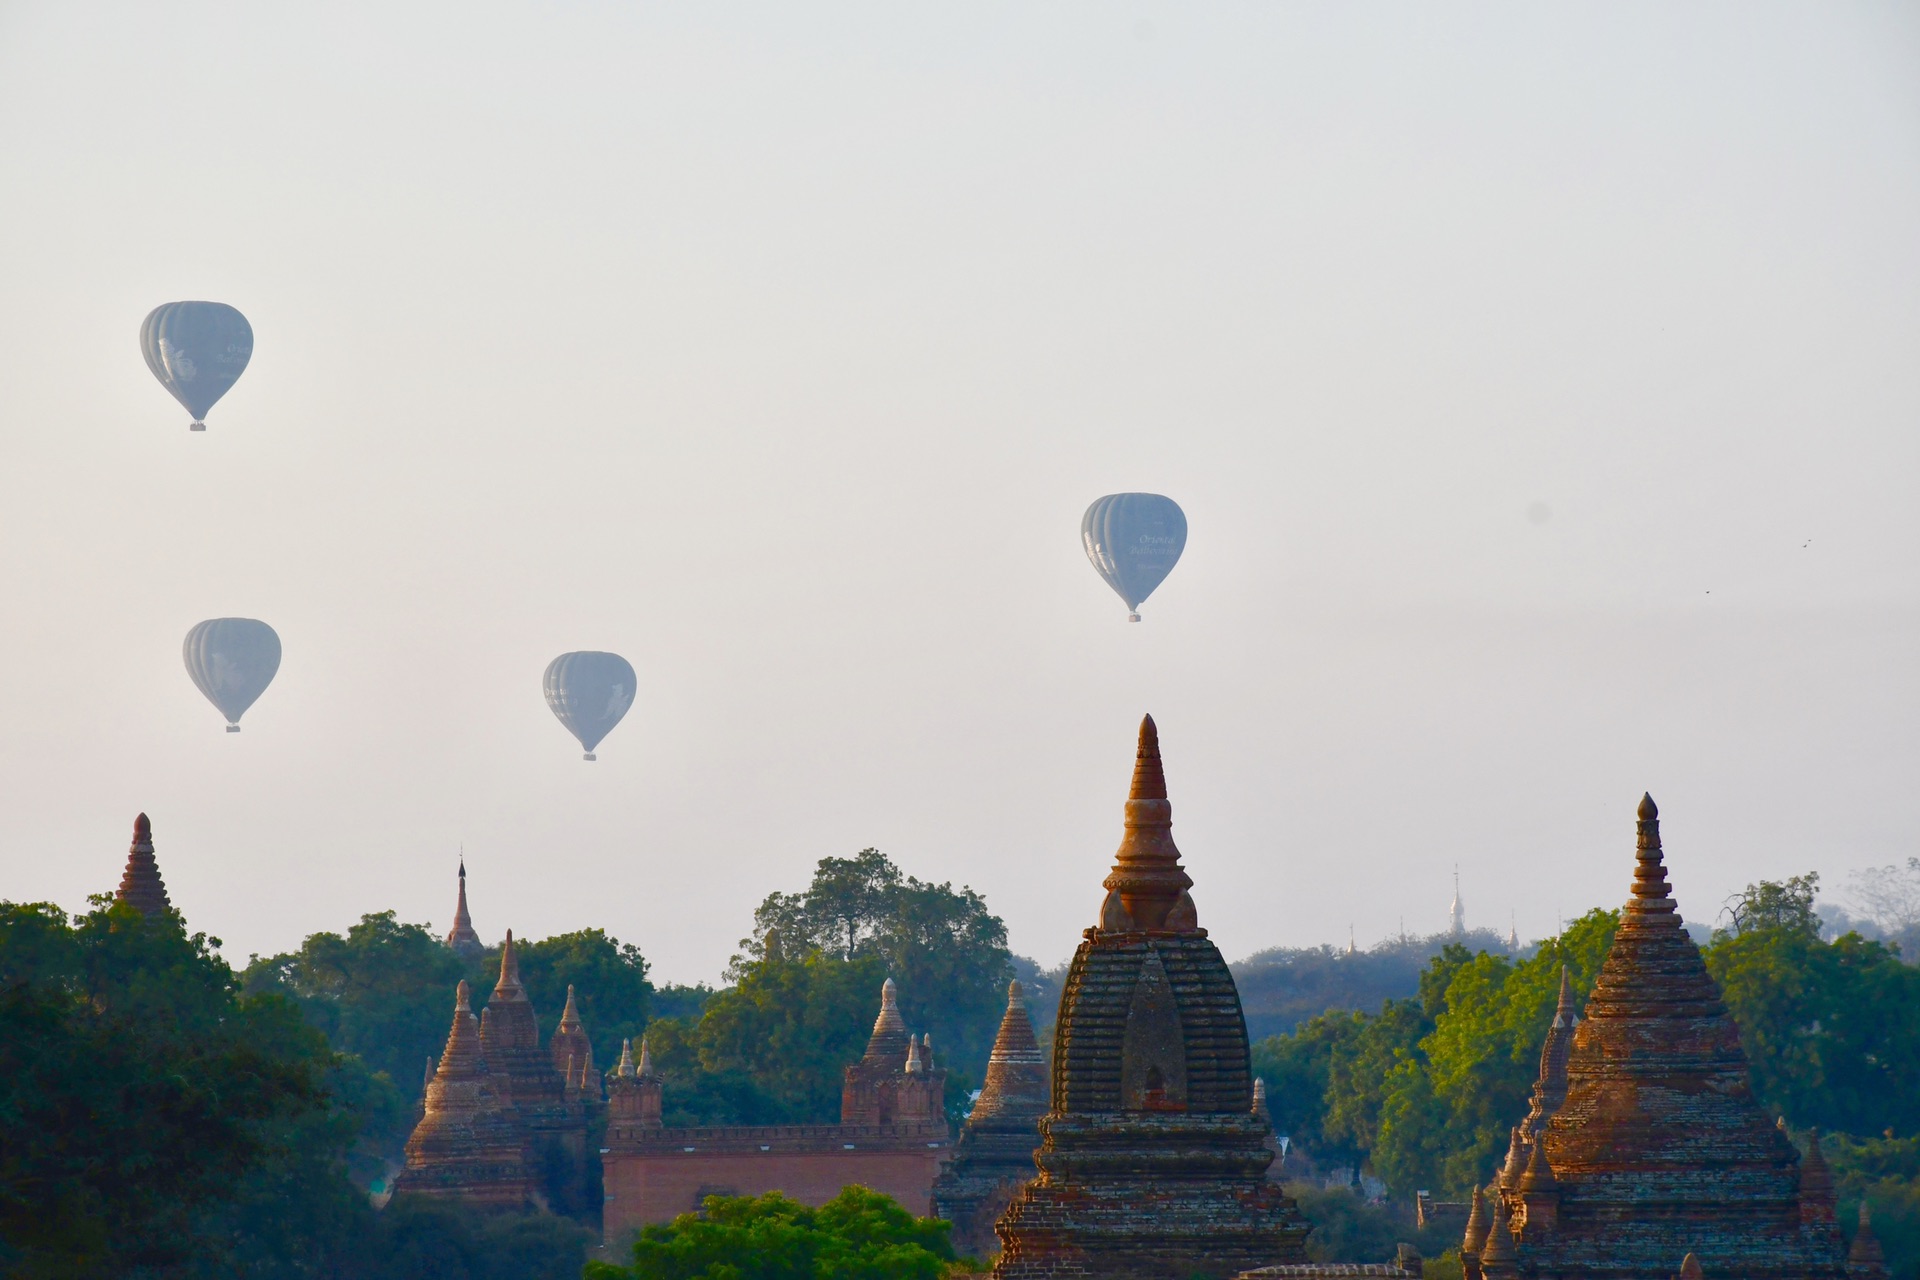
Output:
[[517, 927, 653, 1070], [584, 1185, 967, 1280], [1708, 877, 1920, 1138], [692, 951, 892, 1122], [737, 850, 1013, 1097], [0, 897, 359, 1278], [242, 911, 467, 1105], [1846, 858, 1920, 959]]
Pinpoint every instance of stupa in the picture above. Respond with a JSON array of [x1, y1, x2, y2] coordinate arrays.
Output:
[[396, 979, 533, 1206], [445, 859, 484, 956], [992, 715, 1310, 1279], [1468, 794, 1849, 1280], [932, 979, 1050, 1257], [115, 813, 172, 919]]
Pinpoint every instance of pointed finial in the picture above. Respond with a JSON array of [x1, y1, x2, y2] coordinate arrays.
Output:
[[616, 1038, 635, 1077], [134, 813, 152, 844], [1639, 792, 1658, 820], [1630, 791, 1672, 905], [455, 978, 471, 1013], [1007, 978, 1026, 1007], [1677, 1253, 1702, 1280], [1555, 966, 1574, 1025], [906, 1036, 925, 1074], [558, 983, 581, 1027], [882, 976, 898, 1004], [1520, 1134, 1558, 1191], [1462, 1185, 1489, 1255], [1102, 714, 1192, 931], [637, 1035, 655, 1077]]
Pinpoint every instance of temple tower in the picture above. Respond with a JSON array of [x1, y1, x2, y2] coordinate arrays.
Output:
[[1469, 795, 1848, 1280], [551, 984, 597, 1097], [445, 859, 484, 957], [115, 813, 172, 919], [479, 931, 594, 1217], [842, 977, 929, 1125], [992, 716, 1309, 1279], [396, 980, 533, 1207], [932, 979, 1051, 1257]]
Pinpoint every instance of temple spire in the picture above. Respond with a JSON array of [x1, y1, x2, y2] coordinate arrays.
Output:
[[1848, 1202, 1889, 1279], [445, 858, 483, 956], [493, 929, 526, 1002], [860, 977, 912, 1066], [615, 1038, 636, 1078], [1100, 714, 1195, 932], [971, 978, 1047, 1122], [636, 1035, 656, 1078], [114, 813, 173, 919]]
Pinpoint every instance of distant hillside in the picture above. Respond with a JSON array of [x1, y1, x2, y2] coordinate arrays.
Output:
[[1232, 928, 1515, 1041]]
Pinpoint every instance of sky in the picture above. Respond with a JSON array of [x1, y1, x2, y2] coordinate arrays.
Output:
[[0, 2, 1915, 986]]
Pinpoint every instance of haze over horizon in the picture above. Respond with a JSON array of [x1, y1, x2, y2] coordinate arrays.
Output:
[[1, 3, 1914, 985]]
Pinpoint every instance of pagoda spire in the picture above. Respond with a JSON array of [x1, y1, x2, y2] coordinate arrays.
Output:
[[445, 858, 483, 957], [1100, 714, 1195, 932], [636, 1035, 657, 1078], [114, 813, 173, 919], [972, 978, 1047, 1121], [859, 977, 912, 1066], [493, 929, 526, 1002]]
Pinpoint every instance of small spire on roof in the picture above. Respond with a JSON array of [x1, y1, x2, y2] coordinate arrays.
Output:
[[1480, 1193, 1517, 1264], [558, 984, 581, 1029], [615, 1038, 635, 1078], [493, 929, 526, 1001], [637, 1035, 656, 1078], [1462, 1185, 1490, 1256], [1677, 1254, 1703, 1280]]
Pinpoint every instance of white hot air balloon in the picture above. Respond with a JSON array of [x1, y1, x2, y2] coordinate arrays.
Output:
[[183, 618, 281, 731]]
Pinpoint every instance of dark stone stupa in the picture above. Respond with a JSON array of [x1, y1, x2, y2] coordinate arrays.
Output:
[[932, 978, 1050, 1258], [992, 715, 1309, 1279]]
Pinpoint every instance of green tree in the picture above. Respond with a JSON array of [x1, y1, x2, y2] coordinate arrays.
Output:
[[1708, 876, 1920, 1138], [585, 1185, 967, 1280], [242, 910, 466, 1102], [517, 927, 653, 1070], [693, 951, 892, 1122], [738, 849, 1013, 1099], [0, 897, 361, 1278]]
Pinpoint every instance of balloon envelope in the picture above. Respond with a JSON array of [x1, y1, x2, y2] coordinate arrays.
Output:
[[1081, 493, 1187, 619], [141, 302, 253, 427], [183, 618, 281, 730], [544, 651, 636, 759]]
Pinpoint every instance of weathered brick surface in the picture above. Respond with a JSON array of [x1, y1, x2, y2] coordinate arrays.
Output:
[[992, 717, 1309, 1280]]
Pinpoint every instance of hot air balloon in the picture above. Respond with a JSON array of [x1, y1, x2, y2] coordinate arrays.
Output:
[[1081, 493, 1187, 621], [544, 652, 636, 761], [183, 618, 281, 731], [140, 302, 253, 430]]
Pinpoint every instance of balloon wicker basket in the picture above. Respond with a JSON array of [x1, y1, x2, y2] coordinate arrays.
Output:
[[226, 724, 240, 733], [582, 752, 596, 762], [190, 421, 206, 431], [1128, 612, 1141, 622]]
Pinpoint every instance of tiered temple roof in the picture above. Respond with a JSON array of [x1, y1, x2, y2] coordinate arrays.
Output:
[[1467, 795, 1849, 1280], [843, 978, 944, 1125], [114, 813, 172, 918], [993, 716, 1309, 1279], [397, 930, 599, 1217], [932, 979, 1050, 1257]]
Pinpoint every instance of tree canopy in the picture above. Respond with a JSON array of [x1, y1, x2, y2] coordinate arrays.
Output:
[[585, 1186, 968, 1280]]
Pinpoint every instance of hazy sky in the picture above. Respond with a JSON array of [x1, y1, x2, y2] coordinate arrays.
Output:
[[1, 3, 1915, 986]]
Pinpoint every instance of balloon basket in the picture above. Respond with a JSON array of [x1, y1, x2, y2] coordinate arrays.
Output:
[[190, 421, 206, 432], [1128, 613, 1141, 622], [226, 724, 241, 733], [582, 752, 596, 762]]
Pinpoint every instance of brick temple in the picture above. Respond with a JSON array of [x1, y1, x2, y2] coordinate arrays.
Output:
[[1462, 794, 1852, 1280], [931, 978, 1050, 1258], [395, 932, 602, 1216], [992, 715, 1309, 1279], [600, 976, 953, 1245]]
